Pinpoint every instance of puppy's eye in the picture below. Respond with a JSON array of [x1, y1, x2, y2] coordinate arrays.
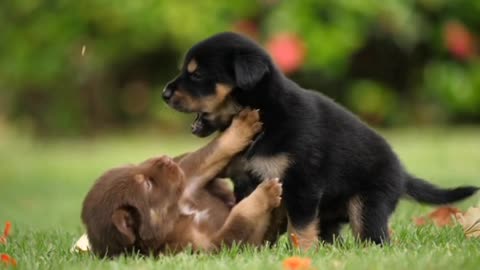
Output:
[[190, 71, 203, 81]]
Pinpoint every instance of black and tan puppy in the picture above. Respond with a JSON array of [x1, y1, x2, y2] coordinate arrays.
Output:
[[82, 109, 282, 257], [163, 32, 479, 248]]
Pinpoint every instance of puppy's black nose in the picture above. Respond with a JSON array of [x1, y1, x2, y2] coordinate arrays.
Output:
[[162, 87, 174, 101]]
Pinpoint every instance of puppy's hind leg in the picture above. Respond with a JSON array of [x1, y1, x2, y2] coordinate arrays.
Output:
[[212, 178, 282, 248], [348, 193, 396, 244], [319, 219, 343, 244], [285, 195, 321, 250]]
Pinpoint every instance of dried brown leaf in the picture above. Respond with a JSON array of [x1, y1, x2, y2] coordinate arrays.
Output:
[[413, 206, 462, 227], [456, 207, 480, 238]]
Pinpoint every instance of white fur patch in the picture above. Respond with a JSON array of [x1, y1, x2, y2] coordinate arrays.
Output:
[[179, 204, 210, 224], [246, 154, 292, 180], [194, 209, 210, 224]]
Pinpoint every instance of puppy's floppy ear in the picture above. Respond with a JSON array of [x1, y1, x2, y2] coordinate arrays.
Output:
[[234, 53, 269, 90], [112, 208, 136, 245]]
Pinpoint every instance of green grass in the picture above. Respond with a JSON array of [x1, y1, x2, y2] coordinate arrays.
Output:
[[0, 127, 479, 270]]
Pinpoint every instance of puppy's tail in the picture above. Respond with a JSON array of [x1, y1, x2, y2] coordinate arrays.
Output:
[[405, 175, 478, 204]]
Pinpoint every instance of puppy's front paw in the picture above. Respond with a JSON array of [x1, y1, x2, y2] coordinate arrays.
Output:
[[231, 108, 262, 137], [222, 108, 262, 152], [257, 178, 282, 208]]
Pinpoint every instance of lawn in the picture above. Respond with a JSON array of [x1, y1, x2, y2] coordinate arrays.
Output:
[[0, 127, 479, 270]]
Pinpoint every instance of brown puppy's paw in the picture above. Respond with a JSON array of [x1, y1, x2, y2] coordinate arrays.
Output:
[[222, 108, 263, 152], [235, 107, 261, 127], [257, 178, 283, 209], [231, 178, 282, 224], [149, 155, 185, 184], [155, 156, 179, 172], [231, 108, 262, 138]]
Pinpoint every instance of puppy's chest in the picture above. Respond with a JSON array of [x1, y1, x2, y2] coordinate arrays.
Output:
[[228, 153, 292, 181]]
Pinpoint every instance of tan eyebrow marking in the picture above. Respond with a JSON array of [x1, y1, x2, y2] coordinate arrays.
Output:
[[187, 59, 198, 73], [134, 174, 145, 183]]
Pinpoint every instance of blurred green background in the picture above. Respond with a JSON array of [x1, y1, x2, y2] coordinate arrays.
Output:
[[1, 0, 480, 137]]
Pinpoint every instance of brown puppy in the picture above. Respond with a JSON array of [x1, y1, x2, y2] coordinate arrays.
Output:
[[82, 109, 282, 257]]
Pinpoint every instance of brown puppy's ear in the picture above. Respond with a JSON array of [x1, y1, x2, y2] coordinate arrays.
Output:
[[112, 208, 136, 245], [234, 53, 269, 90]]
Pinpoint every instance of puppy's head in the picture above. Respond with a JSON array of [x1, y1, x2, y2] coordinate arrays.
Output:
[[81, 156, 185, 257], [164, 32, 272, 136]]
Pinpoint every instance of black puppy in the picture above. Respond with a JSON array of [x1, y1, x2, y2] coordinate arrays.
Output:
[[163, 32, 478, 248]]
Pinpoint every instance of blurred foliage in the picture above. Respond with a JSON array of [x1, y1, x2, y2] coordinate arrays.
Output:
[[0, 0, 479, 136]]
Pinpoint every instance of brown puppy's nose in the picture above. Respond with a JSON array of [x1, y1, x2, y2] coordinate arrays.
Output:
[[162, 86, 174, 101]]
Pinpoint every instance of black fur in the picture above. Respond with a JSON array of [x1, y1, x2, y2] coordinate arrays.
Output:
[[164, 32, 479, 244], [405, 176, 478, 204]]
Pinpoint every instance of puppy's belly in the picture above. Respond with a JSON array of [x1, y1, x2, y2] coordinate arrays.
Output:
[[181, 189, 231, 235]]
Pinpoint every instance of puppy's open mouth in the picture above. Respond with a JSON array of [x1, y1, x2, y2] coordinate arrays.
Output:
[[191, 113, 216, 137], [190, 112, 232, 137]]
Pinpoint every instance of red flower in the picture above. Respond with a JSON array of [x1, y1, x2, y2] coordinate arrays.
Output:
[[0, 221, 11, 245], [444, 21, 476, 60], [4, 221, 11, 237], [1, 254, 17, 267], [283, 256, 313, 270], [266, 33, 306, 74]]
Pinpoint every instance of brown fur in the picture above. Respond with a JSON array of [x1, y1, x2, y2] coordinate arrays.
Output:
[[348, 195, 364, 237], [82, 109, 280, 257], [168, 83, 234, 114], [187, 59, 198, 73], [261, 203, 287, 245]]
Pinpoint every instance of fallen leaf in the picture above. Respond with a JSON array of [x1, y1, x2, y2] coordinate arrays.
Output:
[[71, 233, 91, 253], [456, 207, 480, 238], [413, 216, 427, 226], [290, 233, 299, 248], [1, 254, 17, 267], [283, 256, 313, 270], [413, 206, 462, 227]]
